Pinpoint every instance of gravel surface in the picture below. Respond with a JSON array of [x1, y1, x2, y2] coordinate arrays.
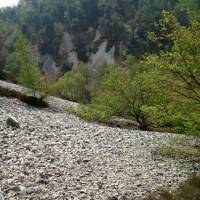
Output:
[[0, 96, 199, 200]]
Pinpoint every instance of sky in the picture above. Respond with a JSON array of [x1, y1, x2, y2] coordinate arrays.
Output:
[[0, 0, 19, 8]]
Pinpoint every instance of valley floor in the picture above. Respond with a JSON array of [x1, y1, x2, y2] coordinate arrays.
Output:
[[0, 96, 199, 200]]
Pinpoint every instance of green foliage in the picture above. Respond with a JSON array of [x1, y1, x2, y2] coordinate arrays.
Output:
[[5, 31, 33, 74], [144, 12, 200, 135], [176, 0, 200, 22], [156, 140, 200, 161], [90, 62, 109, 97], [5, 52, 21, 76], [5, 32, 45, 97], [18, 64, 45, 97], [80, 63, 163, 130], [52, 64, 89, 103], [78, 95, 120, 123], [78, 13, 200, 135], [0, 20, 16, 79]]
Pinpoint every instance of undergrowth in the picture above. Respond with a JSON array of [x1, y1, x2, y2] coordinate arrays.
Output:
[[145, 175, 200, 200]]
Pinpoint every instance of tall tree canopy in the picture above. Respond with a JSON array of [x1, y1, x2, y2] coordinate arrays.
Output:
[[0, 0, 191, 61]]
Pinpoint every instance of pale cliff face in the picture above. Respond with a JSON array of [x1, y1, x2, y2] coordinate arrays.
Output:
[[38, 32, 115, 83], [88, 41, 115, 69], [38, 32, 78, 83]]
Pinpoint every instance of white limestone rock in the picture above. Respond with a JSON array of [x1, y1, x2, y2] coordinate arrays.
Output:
[[89, 41, 115, 68]]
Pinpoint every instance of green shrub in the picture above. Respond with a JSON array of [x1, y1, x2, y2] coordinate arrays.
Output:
[[53, 72, 88, 103], [5, 31, 46, 99], [145, 175, 200, 200]]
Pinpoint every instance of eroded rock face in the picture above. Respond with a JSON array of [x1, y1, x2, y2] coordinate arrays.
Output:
[[67, 51, 78, 70], [58, 32, 78, 70], [59, 32, 74, 56], [38, 34, 115, 82], [88, 41, 115, 68], [38, 32, 78, 83], [40, 54, 60, 83]]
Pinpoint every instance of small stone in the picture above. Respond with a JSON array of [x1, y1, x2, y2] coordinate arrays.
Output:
[[108, 196, 118, 200], [6, 116, 20, 128], [11, 186, 21, 192], [20, 187, 39, 195], [19, 186, 26, 192], [135, 173, 142, 177], [0, 191, 4, 200]]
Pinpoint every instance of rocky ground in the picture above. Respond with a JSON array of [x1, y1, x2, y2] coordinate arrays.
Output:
[[0, 96, 199, 200]]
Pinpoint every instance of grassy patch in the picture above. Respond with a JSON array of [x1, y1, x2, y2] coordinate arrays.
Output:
[[157, 144, 200, 161], [154, 134, 200, 161]]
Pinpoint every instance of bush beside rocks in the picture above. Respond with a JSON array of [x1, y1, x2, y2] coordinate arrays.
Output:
[[145, 175, 200, 200]]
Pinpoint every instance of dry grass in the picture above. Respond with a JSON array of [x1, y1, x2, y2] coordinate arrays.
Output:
[[157, 144, 200, 161]]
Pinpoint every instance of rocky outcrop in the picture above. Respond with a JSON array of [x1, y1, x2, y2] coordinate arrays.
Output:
[[38, 34, 116, 81], [39, 32, 78, 83], [88, 41, 115, 68], [67, 51, 78, 70]]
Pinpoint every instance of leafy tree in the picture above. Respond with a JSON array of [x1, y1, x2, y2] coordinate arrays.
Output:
[[176, 0, 200, 21], [80, 63, 161, 130], [90, 62, 109, 97], [145, 12, 200, 135], [5, 32, 45, 97], [53, 63, 89, 102], [147, 12, 200, 104], [18, 62, 45, 97], [0, 20, 16, 78], [79, 12, 200, 134]]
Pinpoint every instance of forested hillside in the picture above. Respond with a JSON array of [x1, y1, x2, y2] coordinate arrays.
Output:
[[0, 0, 199, 76], [0, 0, 181, 60], [0, 0, 199, 135]]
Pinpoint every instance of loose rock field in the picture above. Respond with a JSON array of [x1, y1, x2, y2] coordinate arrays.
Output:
[[0, 96, 199, 200]]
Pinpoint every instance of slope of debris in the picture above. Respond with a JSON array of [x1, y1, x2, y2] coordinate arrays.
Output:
[[0, 96, 199, 200]]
